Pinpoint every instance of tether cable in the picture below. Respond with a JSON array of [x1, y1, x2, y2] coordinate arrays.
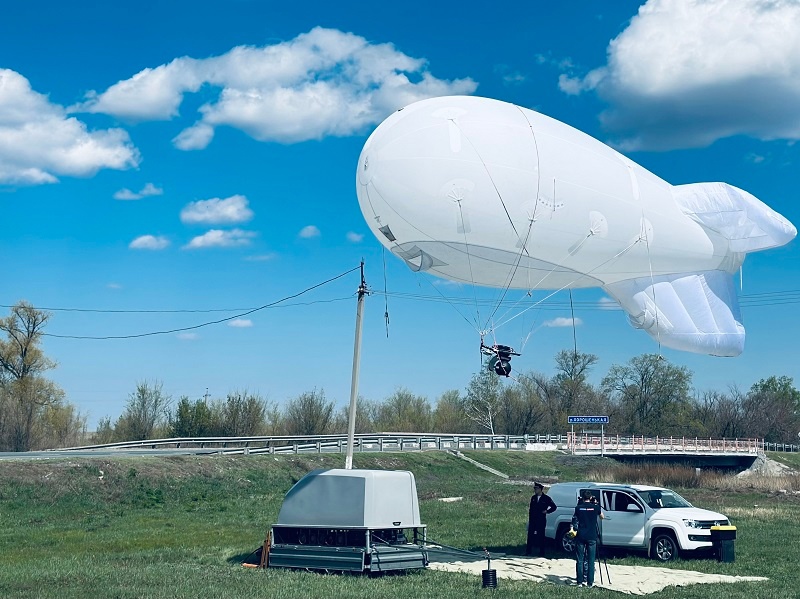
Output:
[[382, 247, 390, 337], [455, 196, 482, 330], [492, 237, 644, 330]]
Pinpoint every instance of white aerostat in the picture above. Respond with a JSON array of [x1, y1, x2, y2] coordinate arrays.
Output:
[[356, 96, 796, 356]]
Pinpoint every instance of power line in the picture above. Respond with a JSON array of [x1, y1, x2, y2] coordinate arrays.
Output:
[[371, 289, 800, 311], [6, 281, 798, 340], [0, 297, 351, 314], [7, 287, 798, 321], [40, 265, 361, 340]]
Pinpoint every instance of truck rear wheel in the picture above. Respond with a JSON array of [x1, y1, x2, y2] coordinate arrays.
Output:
[[557, 525, 576, 555], [651, 532, 679, 562]]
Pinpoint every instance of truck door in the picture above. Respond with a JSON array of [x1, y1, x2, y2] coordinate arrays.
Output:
[[600, 490, 646, 547]]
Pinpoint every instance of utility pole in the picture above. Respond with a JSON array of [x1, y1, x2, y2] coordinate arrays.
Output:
[[345, 261, 368, 470]]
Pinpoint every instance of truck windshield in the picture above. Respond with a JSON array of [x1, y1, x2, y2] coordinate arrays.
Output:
[[638, 489, 692, 509]]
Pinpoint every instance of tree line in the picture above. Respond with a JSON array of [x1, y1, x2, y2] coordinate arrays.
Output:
[[1, 302, 799, 450], [95, 355, 800, 445]]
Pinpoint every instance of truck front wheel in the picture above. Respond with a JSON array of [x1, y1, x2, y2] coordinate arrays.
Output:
[[651, 532, 679, 562], [557, 525, 576, 555]]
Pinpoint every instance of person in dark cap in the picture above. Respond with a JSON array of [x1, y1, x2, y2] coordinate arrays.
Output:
[[526, 482, 556, 556], [571, 489, 604, 587]]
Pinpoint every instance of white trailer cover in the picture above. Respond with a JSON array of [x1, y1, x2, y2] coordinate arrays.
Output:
[[276, 469, 423, 528]]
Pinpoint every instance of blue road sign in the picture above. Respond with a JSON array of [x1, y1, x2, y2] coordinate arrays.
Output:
[[568, 415, 609, 424]]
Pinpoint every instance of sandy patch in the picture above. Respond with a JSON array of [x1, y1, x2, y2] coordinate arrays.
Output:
[[427, 556, 767, 595]]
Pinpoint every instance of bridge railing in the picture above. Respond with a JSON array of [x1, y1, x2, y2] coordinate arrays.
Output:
[[567, 433, 763, 454]]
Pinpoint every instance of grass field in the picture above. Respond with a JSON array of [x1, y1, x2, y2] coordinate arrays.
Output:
[[0, 451, 798, 598]]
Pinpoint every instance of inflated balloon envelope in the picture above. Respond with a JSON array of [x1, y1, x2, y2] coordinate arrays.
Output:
[[356, 96, 796, 357]]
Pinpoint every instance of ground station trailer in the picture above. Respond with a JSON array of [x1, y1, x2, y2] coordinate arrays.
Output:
[[268, 469, 428, 573]]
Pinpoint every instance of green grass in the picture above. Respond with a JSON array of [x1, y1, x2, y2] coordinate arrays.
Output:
[[767, 450, 800, 470], [0, 451, 798, 598]]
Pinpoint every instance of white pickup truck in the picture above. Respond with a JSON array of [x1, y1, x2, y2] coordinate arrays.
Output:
[[544, 482, 731, 561]]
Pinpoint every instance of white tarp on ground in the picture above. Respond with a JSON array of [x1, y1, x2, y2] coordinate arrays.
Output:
[[428, 556, 767, 595]]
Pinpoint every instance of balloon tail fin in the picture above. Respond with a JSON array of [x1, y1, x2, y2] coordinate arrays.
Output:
[[604, 270, 744, 357]]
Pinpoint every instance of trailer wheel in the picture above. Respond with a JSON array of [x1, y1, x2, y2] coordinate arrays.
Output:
[[651, 532, 679, 562], [557, 524, 576, 555]]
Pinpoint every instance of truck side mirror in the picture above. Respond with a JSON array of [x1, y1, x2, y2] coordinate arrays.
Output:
[[627, 503, 643, 513]]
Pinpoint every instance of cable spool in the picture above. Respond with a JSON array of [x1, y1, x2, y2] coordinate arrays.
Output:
[[482, 568, 498, 589]]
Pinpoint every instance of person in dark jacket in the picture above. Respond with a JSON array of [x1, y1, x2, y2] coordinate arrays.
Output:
[[526, 482, 557, 556], [571, 489, 604, 587]]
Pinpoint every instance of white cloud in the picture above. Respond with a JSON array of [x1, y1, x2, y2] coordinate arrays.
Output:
[[184, 228, 256, 249], [558, 74, 588, 96], [432, 279, 463, 288], [299, 225, 320, 239], [177, 332, 199, 340], [745, 152, 766, 164], [228, 319, 253, 328], [0, 69, 140, 185], [129, 235, 169, 250], [244, 253, 276, 261], [78, 27, 477, 147], [346, 231, 364, 243], [559, 0, 800, 150], [544, 317, 583, 328], [598, 296, 619, 311], [173, 122, 215, 150], [140, 183, 162, 196], [535, 52, 574, 71], [107, 283, 122, 290], [113, 182, 163, 200], [180, 194, 253, 225], [494, 64, 527, 86], [75, 58, 205, 120], [113, 188, 139, 200]]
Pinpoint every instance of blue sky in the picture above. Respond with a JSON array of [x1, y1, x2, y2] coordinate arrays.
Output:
[[2, 0, 798, 428]]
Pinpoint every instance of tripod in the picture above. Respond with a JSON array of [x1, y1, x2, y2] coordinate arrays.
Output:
[[596, 519, 611, 585]]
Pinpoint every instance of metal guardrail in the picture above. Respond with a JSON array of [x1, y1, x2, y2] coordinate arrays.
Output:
[[237, 433, 565, 456], [50, 433, 799, 456], [763, 442, 800, 453], [55, 433, 567, 454]]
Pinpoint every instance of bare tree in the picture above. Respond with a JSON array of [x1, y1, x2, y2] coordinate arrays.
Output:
[[528, 371, 562, 431], [373, 388, 432, 432], [219, 390, 269, 436], [263, 400, 284, 436], [0, 302, 69, 450], [601, 354, 694, 435], [693, 388, 747, 438], [171, 396, 215, 437], [283, 389, 335, 435], [115, 380, 172, 441], [553, 350, 600, 415], [515, 350, 603, 432], [0, 302, 54, 381], [464, 368, 503, 434], [496, 375, 546, 434], [433, 390, 474, 433], [93, 416, 115, 444], [740, 376, 800, 442], [332, 397, 376, 434], [42, 403, 88, 448]]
